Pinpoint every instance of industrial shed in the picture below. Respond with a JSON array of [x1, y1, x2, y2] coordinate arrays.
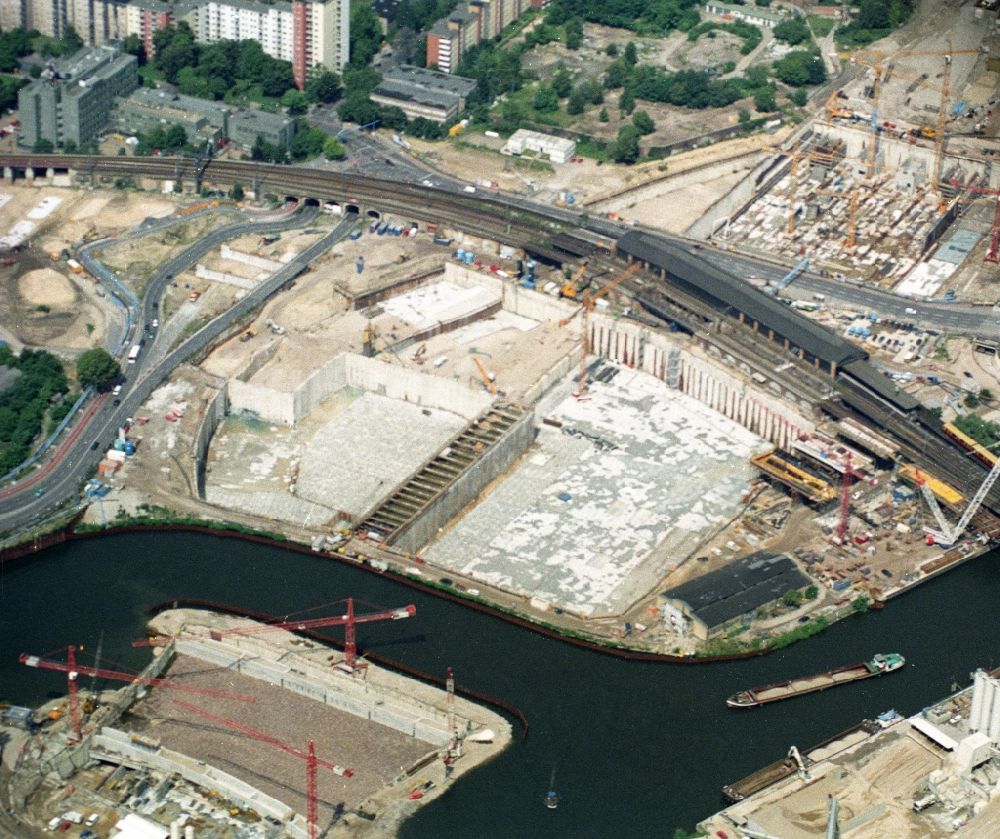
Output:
[[617, 231, 866, 375], [660, 551, 811, 640]]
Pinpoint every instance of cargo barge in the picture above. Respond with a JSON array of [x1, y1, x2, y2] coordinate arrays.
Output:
[[727, 653, 905, 708]]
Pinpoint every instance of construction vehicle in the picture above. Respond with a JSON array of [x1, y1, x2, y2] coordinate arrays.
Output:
[[561, 262, 588, 300], [238, 329, 256, 342]]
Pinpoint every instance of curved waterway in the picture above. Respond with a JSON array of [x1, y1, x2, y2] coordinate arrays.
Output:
[[1, 532, 998, 837]]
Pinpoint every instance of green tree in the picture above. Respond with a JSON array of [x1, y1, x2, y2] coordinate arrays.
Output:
[[564, 17, 584, 50], [165, 123, 187, 150], [323, 136, 346, 160], [61, 25, 83, 56], [229, 182, 245, 201], [567, 88, 587, 115], [858, 0, 891, 29], [790, 88, 808, 106], [610, 124, 640, 164], [618, 87, 635, 115], [782, 589, 803, 608], [753, 88, 776, 112], [349, 0, 383, 67], [305, 69, 342, 103], [774, 50, 827, 87], [598, 107, 609, 122], [632, 109, 655, 135], [624, 41, 638, 66], [281, 89, 309, 115], [533, 84, 559, 113], [805, 585, 819, 600], [76, 348, 120, 389], [773, 18, 811, 46], [606, 43, 619, 57], [123, 33, 145, 64], [552, 64, 573, 99], [32, 138, 54, 153], [738, 107, 751, 123], [852, 595, 871, 613]]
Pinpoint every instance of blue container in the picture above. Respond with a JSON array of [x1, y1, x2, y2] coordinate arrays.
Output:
[[124, 441, 136, 456], [113, 438, 125, 451], [464, 252, 474, 265]]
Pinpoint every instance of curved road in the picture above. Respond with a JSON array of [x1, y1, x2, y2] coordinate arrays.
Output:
[[0, 205, 352, 533]]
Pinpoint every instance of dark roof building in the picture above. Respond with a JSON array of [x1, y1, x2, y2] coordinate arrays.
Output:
[[370, 65, 477, 123], [660, 551, 810, 640], [618, 230, 866, 375]]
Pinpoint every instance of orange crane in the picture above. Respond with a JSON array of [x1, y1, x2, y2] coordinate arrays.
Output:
[[570, 262, 640, 397], [472, 357, 497, 395], [560, 262, 588, 299], [133, 598, 416, 673], [836, 453, 864, 544], [19, 646, 255, 742], [838, 46, 979, 180], [172, 698, 353, 839]]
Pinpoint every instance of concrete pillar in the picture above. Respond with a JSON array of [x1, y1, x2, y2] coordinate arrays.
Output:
[[46, 167, 54, 181], [170, 822, 182, 839], [987, 680, 1000, 743], [25, 167, 34, 182], [971, 670, 986, 732], [3, 166, 11, 181]]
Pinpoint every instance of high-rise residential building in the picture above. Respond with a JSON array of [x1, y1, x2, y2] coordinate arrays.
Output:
[[426, 0, 543, 74], [15, 1, 348, 89], [189, 0, 349, 87], [18, 41, 138, 149]]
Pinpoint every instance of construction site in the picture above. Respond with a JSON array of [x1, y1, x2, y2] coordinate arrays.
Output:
[[710, 12, 1000, 299], [3, 607, 509, 839], [699, 668, 1000, 839]]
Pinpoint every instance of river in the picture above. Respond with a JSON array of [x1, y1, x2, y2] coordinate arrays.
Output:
[[1, 532, 997, 837]]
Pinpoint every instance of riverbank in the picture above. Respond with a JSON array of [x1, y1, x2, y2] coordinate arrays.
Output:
[[2, 515, 995, 665]]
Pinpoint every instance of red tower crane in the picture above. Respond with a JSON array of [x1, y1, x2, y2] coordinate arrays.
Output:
[[836, 454, 863, 544], [134, 598, 416, 672], [19, 646, 255, 742], [171, 698, 353, 839]]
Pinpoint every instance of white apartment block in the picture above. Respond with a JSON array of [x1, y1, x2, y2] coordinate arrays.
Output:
[[19, 0, 348, 89]]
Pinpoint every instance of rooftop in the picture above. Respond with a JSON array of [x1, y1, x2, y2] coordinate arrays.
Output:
[[662, 550, 810, 629], [374, 65, 477, 107], [618, 230, 867, 367]]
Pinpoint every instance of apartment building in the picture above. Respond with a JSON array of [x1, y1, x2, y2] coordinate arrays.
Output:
[[19, 0, 348, 88], [426, 0, 544, 74]]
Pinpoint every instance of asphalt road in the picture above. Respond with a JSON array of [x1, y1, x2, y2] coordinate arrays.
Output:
[[0, 206, 351, 533]]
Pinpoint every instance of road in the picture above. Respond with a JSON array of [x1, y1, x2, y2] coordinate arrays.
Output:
[[0, 206, 352, 533], [697, 244, 1000, 338]]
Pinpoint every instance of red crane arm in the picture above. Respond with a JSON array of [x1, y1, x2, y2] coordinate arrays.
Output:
[[171, 699, 354, 776], [134, 604, 416, 647], [19, 653, 255, 703]]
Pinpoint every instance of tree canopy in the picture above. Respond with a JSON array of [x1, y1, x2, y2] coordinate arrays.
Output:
[[0, 347, 71, 472], [76, 348, 120, 390], [772, 50, 827, 87]]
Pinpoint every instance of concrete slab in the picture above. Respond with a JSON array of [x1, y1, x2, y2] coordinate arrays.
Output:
[[426, 363, 769, 616], [380, 280, 500, 329]]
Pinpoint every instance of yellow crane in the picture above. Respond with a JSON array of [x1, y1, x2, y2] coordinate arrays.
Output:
[[573, 262, 641, 397], [837, 46, 979, 182]]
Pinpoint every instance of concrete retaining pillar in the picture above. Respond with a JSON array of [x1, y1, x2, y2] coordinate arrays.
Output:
[[3, 166, 11, 182], [46, 167, 54, 181], [25, 167, 34, 182]]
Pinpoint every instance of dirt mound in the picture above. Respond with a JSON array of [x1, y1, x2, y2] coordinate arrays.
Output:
[[18, 268, 76, 306]]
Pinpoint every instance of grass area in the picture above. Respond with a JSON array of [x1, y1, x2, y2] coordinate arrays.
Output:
[[76, 503, 288, 541], [697, 614, 832, 657], [807, 15, 836, 38], [687, 20, 763, 56]]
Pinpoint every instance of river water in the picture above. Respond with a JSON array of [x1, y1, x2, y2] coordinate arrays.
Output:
[[1, 532, 997, 837]]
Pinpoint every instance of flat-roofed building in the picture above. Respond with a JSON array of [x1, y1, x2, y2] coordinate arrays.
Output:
[[228, 108, 296, 150], [370, 65, 476, 123], [660, 551, 811, 640], [502, 128, 575, 164], [18, 42, 138, 149]]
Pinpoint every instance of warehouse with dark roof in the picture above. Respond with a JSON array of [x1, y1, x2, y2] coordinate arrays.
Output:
[[617, 230, 866, 375], [660, 551, 811, 640]]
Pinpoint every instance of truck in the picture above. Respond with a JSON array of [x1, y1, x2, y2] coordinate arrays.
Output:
[[127, 345, 140, 364], [66, 258, 83, 273]]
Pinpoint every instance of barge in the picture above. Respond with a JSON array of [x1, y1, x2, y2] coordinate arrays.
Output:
[[727, 653, 905, 708]]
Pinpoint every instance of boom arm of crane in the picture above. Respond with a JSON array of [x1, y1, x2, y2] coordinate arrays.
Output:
[[472, 357, 497, 395]]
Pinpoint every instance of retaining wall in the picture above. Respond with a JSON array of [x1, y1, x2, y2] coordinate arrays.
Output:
[[193, 387, 227, 499], [221, 243, 284, 271], [392, 406, 537, 554], [91, 728, 295, 824], [176, 637, 453, 747]]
